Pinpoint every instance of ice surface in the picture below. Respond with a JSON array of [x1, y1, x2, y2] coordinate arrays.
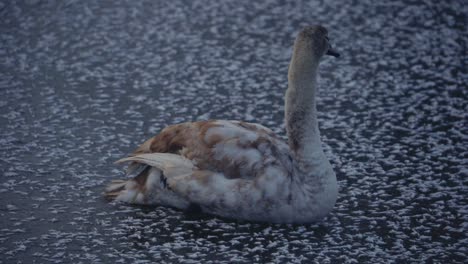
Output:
[[0, 0, 466, 263]]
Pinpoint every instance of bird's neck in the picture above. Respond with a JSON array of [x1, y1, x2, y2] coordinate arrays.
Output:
[[285, 48, 323, 168]]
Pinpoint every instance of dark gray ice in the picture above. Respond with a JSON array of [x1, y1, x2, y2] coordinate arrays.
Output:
[[1, 0, 467, 263]]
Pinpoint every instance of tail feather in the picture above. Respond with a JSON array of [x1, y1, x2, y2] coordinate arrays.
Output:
[[105, 179, 146, 203], [104, 180, 127, 199], [106, 153, 194, 205], [115, 153, 194, 178]]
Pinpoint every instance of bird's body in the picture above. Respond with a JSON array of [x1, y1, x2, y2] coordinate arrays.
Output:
[[106, 25, 339, 223]]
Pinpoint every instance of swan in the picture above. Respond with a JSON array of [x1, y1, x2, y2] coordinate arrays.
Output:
[[106, 25, 340, 223]]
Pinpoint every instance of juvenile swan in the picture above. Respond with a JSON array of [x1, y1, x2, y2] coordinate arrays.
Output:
[[106, 25, 340, 223]]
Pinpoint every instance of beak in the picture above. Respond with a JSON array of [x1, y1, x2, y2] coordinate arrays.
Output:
[[326, 44, 340, 58]]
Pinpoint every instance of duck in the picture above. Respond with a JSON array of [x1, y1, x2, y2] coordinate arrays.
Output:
[[105, 25, 340, 223]]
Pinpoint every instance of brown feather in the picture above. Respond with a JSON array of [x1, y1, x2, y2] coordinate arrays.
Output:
[[123, 120, 291, 180]]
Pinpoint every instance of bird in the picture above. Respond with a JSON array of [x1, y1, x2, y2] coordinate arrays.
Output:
[[105, 25, 340, 223]]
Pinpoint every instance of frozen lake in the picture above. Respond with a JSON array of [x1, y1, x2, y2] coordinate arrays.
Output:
[[1, 0, 466, 263]]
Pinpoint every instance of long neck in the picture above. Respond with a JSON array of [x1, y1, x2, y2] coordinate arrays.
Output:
[[285, 44, 324, 167], [283, 29, 338, 213]]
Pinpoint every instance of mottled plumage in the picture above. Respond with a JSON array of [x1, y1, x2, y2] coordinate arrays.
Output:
[[106, 25, 339, 223]]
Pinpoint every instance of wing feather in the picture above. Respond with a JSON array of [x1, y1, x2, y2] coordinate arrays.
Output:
[[123, 120, 292, 180]]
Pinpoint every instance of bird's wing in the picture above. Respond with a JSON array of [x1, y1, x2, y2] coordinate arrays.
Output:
[[127, 120, 293, 180], [110, 120, 296, 219]]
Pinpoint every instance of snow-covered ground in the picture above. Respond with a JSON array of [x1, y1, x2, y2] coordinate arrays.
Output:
[[0, 0, 466, 263]]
